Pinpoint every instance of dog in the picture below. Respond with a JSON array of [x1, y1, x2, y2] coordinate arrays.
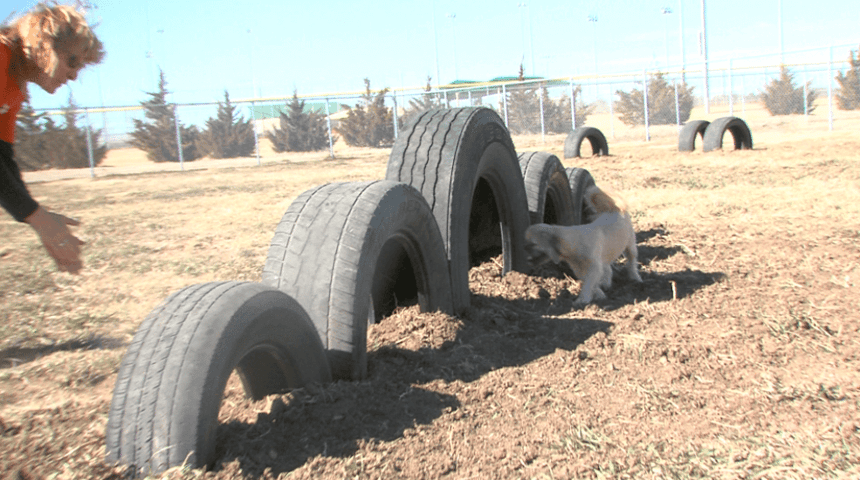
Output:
[[524, 184, 642, 306]]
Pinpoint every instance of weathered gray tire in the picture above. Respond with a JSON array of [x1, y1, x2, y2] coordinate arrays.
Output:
[[678, 120, 710, 152], [262, 180, 453, 380], [565, 167, 596, 225], [386, 107, 531, 314], [518, 151, 576, 226], [563, 126, 609, 158], [702, 116, 753, 152], [105, 281, 330, 475]]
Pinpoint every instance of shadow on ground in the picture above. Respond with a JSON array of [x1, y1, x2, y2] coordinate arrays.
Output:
[[0, 335, 122, 369], [209, 232, 724, 476], [212, 293, 612, 476]]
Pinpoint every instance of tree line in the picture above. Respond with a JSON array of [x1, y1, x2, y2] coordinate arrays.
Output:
[[14, 45, 860, 170]]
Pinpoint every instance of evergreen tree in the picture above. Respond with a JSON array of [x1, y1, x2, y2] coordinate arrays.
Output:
[[401, 76, 442, 127], [130, 70, 200, 163], [542, 87, 593, 133], [197, 91, 256, 158], [614, 72, 694, 126], [506, 64, 539, 134], [13, 97, 107, 171], [836, 46, 860, 110], [761, 65, 817, 115], [336, 79, 395, 148], [506, 86, 540, 134], [266, 91, 331, 152], [47, 94, 107, 169], [506, 65, 591, 134], [13, 102, 48, 171]]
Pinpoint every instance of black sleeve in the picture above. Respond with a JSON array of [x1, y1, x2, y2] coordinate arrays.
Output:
[[0, 140, 39, 222]]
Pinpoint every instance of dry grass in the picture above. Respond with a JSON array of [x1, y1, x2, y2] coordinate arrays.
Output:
[[1, 105, 859, 479]]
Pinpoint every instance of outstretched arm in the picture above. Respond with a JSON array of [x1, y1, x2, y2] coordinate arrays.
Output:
[[25, 206, 85, 274]]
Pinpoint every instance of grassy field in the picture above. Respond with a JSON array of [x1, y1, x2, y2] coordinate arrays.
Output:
[[2, 107, 859, 479]]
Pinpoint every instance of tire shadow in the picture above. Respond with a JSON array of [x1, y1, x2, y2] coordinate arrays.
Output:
[[211, 239, 720, 476], [213, 296, 611, 477], [0, 335, 122, 369]]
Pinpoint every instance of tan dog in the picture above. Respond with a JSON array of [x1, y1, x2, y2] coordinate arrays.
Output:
[[525, 185, 642, 306]]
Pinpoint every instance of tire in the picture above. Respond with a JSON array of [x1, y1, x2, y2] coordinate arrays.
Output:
[[262, 180, 453, 380], [105, 281, 330, 475], [518, 151, 576, 226], [678, 120, 710, 152], [563, 126, 609, 158], [386, 107, 531, 314], [565, 167, 596, 225], [702, 116, 753, 152]]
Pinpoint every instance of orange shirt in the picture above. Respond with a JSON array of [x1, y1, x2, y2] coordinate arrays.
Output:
[[1, 43, 26, 143]]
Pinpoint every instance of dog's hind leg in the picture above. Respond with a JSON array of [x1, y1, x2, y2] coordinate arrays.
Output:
[[599, 262, 613, 290], [573, 268, 606, 306], [624, 238, 643, 283]]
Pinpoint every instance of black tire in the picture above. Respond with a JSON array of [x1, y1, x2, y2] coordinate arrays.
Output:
[[563, 126, 609, 158], [678, 120, 710, 152], [518, 151, 576, 226], [565, 167, 596, 225], [262, 180, 453, 380], [702, 116, 753, 152], [105, 281, 330, 475], [386, 107, 531, 314]]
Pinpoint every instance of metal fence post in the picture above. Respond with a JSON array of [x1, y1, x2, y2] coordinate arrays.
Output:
[[250, 100, 261, 166], [728, 59, 734, 116], [84, 108, 95, 178], [643, 71, 651, 142], [609, 81, 614, 138], [392, 91, 399, 139], [569, 77, 577, 129], [674, 79, 681, 131], [173, 104, 184, 171], [828, 45, 834, 131], [324, 97, 335, 158], [502, 84, 509, 128], [803, 65, 808, 117], [539, 86, 545, 142]]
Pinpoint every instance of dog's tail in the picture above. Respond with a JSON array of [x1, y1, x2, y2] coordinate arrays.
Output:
[[584, 184, 629, 215]]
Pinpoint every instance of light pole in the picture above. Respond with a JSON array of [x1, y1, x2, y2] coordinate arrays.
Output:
[[518, 3, 535, 75], [432, 0, 441, 87], [662, 7, 672, 69], [700, 0, 709, 113], [679, 0, 685, 82], [587, 14, 598, 78], [247, 28, 257, 98], [778, 0, 784, 64], [447, 13, 458, 81]]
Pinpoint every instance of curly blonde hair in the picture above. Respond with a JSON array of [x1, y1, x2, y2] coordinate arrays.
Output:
[[1, 3, 104, 90]]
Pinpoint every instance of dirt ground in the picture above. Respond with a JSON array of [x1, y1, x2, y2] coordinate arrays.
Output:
[[1, 117, 859, 479]]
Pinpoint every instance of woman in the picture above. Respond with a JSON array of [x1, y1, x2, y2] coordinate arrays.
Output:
[[1, 4, 104, 273]]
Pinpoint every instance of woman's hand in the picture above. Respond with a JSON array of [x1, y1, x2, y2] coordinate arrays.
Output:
[[25, 206, 85, 274]]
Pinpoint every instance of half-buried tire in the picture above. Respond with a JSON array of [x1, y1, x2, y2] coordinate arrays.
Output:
[[565, 167, 596, 225], [702, 116, 753, 152], [518, 151, 576, 226], [262, 180, 453, 380], [678, 120, 710, 152], [563, 126, 609, 158], [105, 281, 330, 476], [386, 107, 530, 314]]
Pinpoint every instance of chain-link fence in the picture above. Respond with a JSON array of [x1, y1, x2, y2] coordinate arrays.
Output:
[[27, 43, 860, 179]]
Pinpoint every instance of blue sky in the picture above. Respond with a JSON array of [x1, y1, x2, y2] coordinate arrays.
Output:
[[6, 0, 859, 111]]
